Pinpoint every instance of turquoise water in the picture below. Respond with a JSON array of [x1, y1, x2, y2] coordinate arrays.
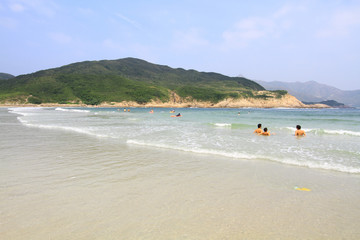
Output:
[[8, 107, 360, 174]]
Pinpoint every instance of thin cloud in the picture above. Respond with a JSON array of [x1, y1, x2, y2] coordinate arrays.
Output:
[[273, 4, 306, 19], [103, 38, 123, 50], [49, 32, 72, 44], [171, 28, 209, 50], [78, 8, 95, 16], [317, 7, 360, 38], [222, 17, 275, 48], [116, 13, 141, 30], [9, 3, 25, 13], [221, 3, 305, 49], [12, 0, 57, 17], [0, 16, 17, 29]]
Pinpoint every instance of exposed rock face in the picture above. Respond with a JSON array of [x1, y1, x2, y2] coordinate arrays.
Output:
[[102, 93, 328, 108], [1, 92, 328, 108]]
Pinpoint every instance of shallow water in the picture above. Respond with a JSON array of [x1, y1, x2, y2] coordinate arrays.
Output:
[[1, 107, 360, 239], [8, 107, 360, 173]]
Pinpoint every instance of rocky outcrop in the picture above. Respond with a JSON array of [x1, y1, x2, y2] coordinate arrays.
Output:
[[100, 92, 328, 108], [1, 92, 329, 108]]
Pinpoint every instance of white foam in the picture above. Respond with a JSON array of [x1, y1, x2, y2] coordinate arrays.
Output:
[[127, 139, 265, 160], [126, 140, 360, 174], [323, 129, 360, 136], [17, 117, 28, 124], [281, 158, 360, 174], [213, 123, 232, 127], [285, 127, 360, 137], [17, 119, 110, 138], [55, 107, 90, 113], [8, 107, 41, 116]]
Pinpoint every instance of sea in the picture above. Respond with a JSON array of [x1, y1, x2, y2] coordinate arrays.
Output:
[[6, 107, 360, 173], [1, 107, 360, 239]]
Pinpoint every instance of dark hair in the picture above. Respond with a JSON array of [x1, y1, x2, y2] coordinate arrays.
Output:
[[263, 127, 268, 132], [296, 125, 301, 130], [258, 123, 262, 128]]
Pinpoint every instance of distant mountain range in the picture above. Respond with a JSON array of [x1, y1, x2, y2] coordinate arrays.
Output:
[[255, 80, 360, 107]]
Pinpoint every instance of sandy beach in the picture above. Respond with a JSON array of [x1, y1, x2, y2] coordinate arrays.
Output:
[[1, 107, 360, 239], [2, 0, 359, 237]]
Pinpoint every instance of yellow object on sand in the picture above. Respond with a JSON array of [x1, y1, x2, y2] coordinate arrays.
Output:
[[295, 187, 311, 191]]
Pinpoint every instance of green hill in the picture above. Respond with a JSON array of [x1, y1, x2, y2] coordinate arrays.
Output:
[[302, 100, 348, 108], [0, 57, 267, 105], [0, 73, 15, 80]]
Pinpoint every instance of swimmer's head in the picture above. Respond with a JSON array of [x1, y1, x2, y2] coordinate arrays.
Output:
[[258, 123, 262, 128], [296, 125, 301, 130]]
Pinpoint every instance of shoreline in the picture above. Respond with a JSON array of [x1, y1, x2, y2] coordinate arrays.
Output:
[[0, 102, 330, 109], [1, 108, 360, 239], [0, 104, 330, 109], [1, 106, 360, 239], [0, 94, 330, 109]]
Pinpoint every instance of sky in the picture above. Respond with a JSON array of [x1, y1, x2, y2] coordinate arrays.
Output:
[[1, 0, 360, 90]]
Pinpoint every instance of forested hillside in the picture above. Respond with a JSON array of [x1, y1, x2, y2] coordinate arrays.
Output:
[[0, 58, 273, 105], [0, 73, 15, 80]]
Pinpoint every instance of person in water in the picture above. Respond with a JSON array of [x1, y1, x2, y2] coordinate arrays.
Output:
[[176, 113, 181, 117], [261, 127, 271, 136], [254, 124, 262, 134], [295, 125, 306, 136]]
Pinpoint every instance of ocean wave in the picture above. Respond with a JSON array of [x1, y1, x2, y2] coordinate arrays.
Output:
[[127, 139, 263, 160], [212, 123, 232, 127], [209, 123, 251, 129], [55, 107, 90, 113], [17, 118, 110, 138], [285, 127, 360, 136], [308, 128, 360, 136], [321, 129, 360, 136], [126, 139, 360, 174], [281, 158, 360, 174], [8, 107, 41, 116]]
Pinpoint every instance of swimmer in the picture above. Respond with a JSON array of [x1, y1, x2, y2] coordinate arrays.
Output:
[[254, 124, 262, 134], [261, 127, 271, 136], [295, 125, 306, 136], [171, 113, 182, 117], [149, 109, 154, 113]]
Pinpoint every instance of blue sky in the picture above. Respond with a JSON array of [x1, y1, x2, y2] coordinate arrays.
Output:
[[1, 0, 360, 90]]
